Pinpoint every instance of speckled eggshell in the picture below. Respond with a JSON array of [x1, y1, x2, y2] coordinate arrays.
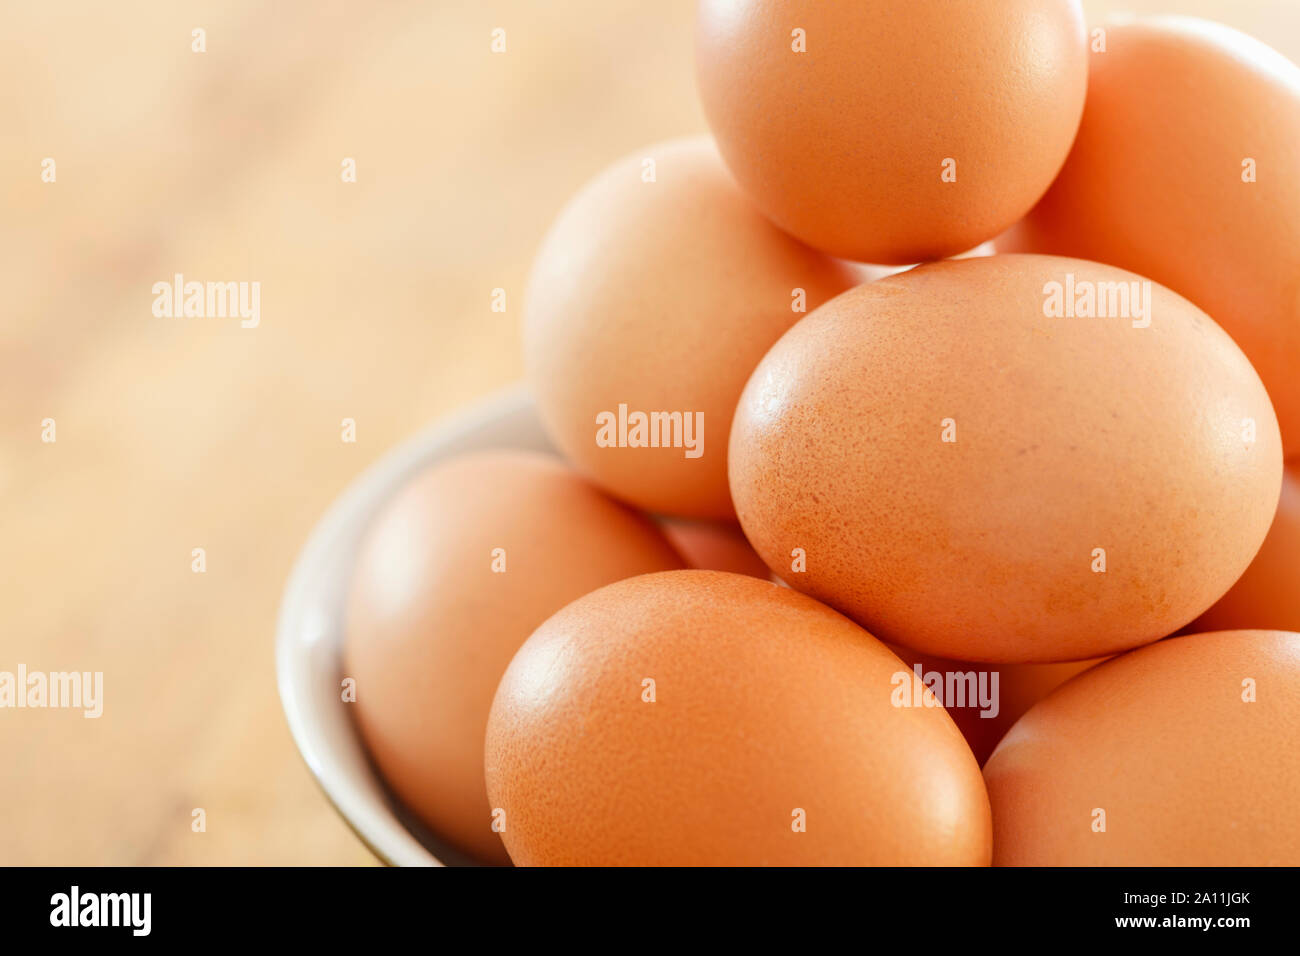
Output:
[[1000, 16, 1300, 457], [729, 254, 1283, 662], [985, 630, 1300, 865], [524, 137, 858, 520], [695, 0, 1088, 263], [485, 570, 992, 866], [344, 450, 684, 865]]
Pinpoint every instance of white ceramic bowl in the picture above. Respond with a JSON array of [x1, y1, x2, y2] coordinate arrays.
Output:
[[275, 385, 553, 866]]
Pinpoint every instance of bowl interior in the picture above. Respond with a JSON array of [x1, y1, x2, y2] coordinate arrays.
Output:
[[275, 385, 553, 865]]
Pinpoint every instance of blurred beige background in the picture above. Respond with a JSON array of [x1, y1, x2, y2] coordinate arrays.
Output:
[[0, 0, 1295, 865]]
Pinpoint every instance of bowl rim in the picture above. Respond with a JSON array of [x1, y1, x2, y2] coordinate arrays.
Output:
[[274, 384, 544, 866]]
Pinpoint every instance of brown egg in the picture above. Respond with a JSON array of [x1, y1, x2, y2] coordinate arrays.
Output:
[[985, 630, 1300, 865], [485, 570, 991, 866], [886, 644, 1104, 766], [1000, 17, 1300, 457], [524, 137, 858, 520], [343, 450, 684, 864], [660, 518, 771, 579], [1190, 466, 1300, 633], [695, 0, 1088, 264], [729, 254, 1283, 662]]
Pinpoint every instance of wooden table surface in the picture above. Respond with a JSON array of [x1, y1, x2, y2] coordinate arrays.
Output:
[[1, 0, 1294, 865]]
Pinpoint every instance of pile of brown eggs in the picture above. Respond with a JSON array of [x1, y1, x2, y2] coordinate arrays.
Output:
[[344, 2, 1300, 866]]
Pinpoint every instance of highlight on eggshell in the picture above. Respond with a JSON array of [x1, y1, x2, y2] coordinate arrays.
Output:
[[847, 240, 998, 284]]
